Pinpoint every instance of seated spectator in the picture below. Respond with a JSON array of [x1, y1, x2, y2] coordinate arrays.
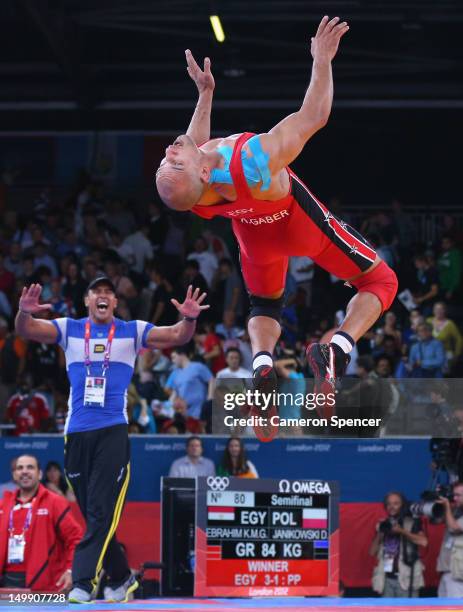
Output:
[[0, 454, 82, 592], [0, 318, 27, 394], [402, 309, 424, 349], [108, 228, 136, 268], [370, 491, 427, 598], [187, 236, 218, 287], [182, 259, 208, 296], [168, 436, 215, 477], [412, 253, 439, 316], [103, 257, 137, 301], [123, 220, 154, 274], [437, 236, 462, 302], [160, 396, 203, 434], [210, 258, 244, 321], [408, 322, 446, 378], [195, 322, 226, 375], [127, 383, 156, 433], [49, 279, 73, 317], [216, 348, 252, 379], [165, 346, 213, 419], [32, 242, 58, 278], [215, 310, 243, 341], [5, 375, 51, 435], [217, 438, 258, 478], [62, 261, 87, 318], [4, 243, 23, 279], [427, 302, 462, 373], [148, 265, 179, 326], [42, 460, 76, 502], [374, 312, 402, 352], [0, 253, 15, 300]]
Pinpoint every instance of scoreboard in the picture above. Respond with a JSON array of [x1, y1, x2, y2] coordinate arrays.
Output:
[[194, 477, 339, 597]]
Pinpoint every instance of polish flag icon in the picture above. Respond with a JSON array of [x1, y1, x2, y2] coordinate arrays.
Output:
[[302, 508, 328, 529], [207, 506, 235, 521]]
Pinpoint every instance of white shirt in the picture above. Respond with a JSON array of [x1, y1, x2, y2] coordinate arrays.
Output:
[[168, 455, 216, 478], [216, 366, 252, 379], [289, 256, 314, 282], [123, 232, 154, 273]]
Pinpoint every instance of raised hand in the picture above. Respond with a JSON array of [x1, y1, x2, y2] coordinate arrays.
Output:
[[171, 285, 210, 320], [311, 16, 349, 62], [185, 49, 215, 94], [18, 284, 52, 314]]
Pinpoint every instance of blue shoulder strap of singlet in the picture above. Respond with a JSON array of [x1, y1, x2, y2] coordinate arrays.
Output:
[[246, 135, 271, 191], [209, 136, 272, 191]]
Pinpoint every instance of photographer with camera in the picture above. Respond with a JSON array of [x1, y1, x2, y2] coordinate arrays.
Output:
[[436, 482, 463, 597], [370, 491, 427, 597]]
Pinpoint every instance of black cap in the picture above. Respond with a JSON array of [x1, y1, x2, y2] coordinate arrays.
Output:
[[86, 276, 116, 294]]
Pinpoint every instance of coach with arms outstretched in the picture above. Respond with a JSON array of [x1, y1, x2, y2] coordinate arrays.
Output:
[[15, 278, 208, 603]]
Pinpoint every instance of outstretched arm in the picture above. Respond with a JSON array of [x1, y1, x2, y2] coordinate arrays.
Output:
[[258, 16, 349, 173], [185, 49, 215, 145], [145, 285, 209, 349], [15, 284, 58, 343]]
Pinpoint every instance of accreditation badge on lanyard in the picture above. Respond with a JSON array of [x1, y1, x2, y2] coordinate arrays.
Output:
[[8, 502, 33, 564], [83, 319, 115, 407]]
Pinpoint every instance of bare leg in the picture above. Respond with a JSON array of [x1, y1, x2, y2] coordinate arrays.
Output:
[[338, 291, 382, 342], [248, 316, 281, 357]]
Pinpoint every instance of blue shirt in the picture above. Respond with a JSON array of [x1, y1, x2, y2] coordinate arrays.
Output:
[[409, 338, 446, 371], [52, 317, 153, 434], [166, 362, 212, 419]]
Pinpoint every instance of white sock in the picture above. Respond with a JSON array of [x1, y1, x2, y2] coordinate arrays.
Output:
[[253, 352, 273, 371], [331, 331, 354, 354]]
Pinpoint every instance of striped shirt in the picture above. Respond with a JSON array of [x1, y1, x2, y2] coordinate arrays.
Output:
[[52, 317, 153, 434]]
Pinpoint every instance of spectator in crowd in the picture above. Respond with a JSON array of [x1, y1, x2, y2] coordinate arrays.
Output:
[[4, 243, 23, 278], [148, 201, 168, 254], [32, 242, 58, 278], [216, 348, 252, 379], [412, 254, 439, 316], [0, 454, 82, 592], [289, 255, 314, 308], [182, 259, 208, 296], [0, 317, 26, 394], [108, 228, 136, 268], [402, 309, 424, 349], [168, 436, 215, 477], [187, 237, 218, 287], [436, 481, 463, 597], [195, 322, 226, 375], [148, 265, 179, 326], [25, 315, 65, 389], [62, 261, 87, 318], [427, 302, 462, 373], [408, 323, 446, 378], [215, 310, 243, 340], [122, 220, 154, 274], [103, 258, 137, 302], [0, 253, 15, 300], [5, 375, 51, 435], [374, 311, 402, 352], [370, 491, 427, 598], [0, 458, 17, 497], [42, 460, 76, 502], [49, 279, 73, 317], [217, 438, 258, 478], [165, 346, 213, 419], [438, 236, 462, 302], [210, 258, 243, 321]]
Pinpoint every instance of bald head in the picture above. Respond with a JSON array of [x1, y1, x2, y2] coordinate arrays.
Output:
[[156, 169, 203, 211], [155, 133, 208, 211]]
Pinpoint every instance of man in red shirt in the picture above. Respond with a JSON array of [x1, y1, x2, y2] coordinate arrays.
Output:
[[155, 17, 398, 393], [0, 454, 82, 592], [5, 377, 50, 436]]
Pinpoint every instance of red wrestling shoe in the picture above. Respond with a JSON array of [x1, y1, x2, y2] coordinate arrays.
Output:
[[306, 342, 350, 418], [250, 365, 279, 442]]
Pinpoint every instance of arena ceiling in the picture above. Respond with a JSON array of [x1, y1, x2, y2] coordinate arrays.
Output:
[[0, 0, 462, 129]]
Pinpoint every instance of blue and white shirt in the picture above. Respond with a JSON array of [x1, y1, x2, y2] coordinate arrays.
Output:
[[51, 317, 153, 434]]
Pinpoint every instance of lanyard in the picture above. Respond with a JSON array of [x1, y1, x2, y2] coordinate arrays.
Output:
[[84, 319, 116, 376], [9, 500, 33, 536]]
